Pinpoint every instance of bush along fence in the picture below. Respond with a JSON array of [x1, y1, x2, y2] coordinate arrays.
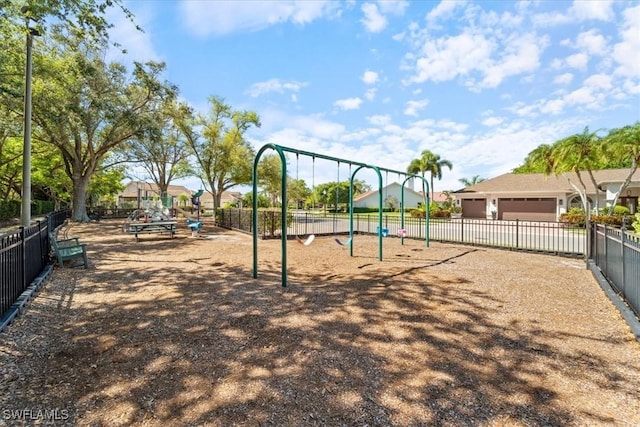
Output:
[[0, 210, 69, 331]]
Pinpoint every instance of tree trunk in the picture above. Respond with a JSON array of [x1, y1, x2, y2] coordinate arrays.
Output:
[[71, 176, 91, 222]]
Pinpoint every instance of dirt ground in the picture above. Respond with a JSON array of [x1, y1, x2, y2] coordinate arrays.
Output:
[[1, 219, 639, 426]]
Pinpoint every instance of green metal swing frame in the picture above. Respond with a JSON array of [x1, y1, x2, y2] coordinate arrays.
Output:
[[252, 143, 430, 287]]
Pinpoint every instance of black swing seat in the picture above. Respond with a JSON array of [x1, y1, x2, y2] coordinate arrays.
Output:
[[335, 237, 352, 247]]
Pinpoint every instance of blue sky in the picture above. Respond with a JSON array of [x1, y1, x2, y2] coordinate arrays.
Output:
[[107, 0, 640, 193]]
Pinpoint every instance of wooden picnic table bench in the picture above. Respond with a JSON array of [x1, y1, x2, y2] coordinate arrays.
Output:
[[49, 233, 88, 268], [124, 221, 177, 242]]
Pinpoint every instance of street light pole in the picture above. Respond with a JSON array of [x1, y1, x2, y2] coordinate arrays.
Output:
[[20, 11, 39, 227]]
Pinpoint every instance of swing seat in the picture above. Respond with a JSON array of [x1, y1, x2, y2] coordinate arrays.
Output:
[[335, 237, 352, 247], [376, 227, 389, 237], [397, 229, 407, 237], [296, 234, 315, 246]]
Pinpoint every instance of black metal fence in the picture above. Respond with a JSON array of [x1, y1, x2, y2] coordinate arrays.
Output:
[[218, 209, 587, 256], [0, 210, 69, 326], [591, 224, 640, 318]]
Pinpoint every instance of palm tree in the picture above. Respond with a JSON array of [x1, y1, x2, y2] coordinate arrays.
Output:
[[458, 175, 486, 187], [603, 122, 640, 213], [554, 127, 603, 212], [514, 144, 557, 174], [407, 149, 453, 203]]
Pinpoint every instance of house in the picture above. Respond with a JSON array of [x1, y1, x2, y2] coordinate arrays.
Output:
[[199, 190, 243, 211], [353, 182, 428, 210], [117, 181, 192, 208], [455, 169, 640, 221]]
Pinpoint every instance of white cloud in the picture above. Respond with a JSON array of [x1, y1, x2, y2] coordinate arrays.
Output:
[[367, 114, 391, 126], [570, 0, 614, 22], [179, 0, 340, 37], [575, 29, 608, 55], [553, 73, 574, 85], [360, 3, 387, 32], [334, 97, 363, 110], [405, 31, 495, 84], [426, 0, 467, 25], [245, 79, 308, 97], [404, 99, 429, 116], [404, 28, 546, 89], [584, 73, 612, 91], [482, 116, 504, 127], [478, 33, 547, 89], [612, 5, 640, 78], [377, 0, 409, 16], [533, 0, 614, 27], [362, 70, 379, 85], [565, 53, 589, 71], [364, 88, 377, 101]]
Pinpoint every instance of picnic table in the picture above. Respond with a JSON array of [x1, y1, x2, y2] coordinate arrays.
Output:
[[124, 221, 177, 242]]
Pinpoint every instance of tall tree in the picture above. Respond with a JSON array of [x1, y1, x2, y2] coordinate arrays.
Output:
[[603, 122, 640, 213], [123, 99, 192, 201], [407, 149, 452, 202], [458, 175, 486, 187], [554, 127, 604, 212], [513, 144, 557, 174], [26, 32, 176, 221], [288, 177, 311, 209], [178, 96, 260, 211], [257, 154, 282, 206]]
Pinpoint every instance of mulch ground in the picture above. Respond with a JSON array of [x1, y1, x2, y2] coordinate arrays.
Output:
[[1, 219, 639, 426]]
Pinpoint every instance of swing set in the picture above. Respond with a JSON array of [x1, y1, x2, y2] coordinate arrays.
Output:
[[252, 143, 430, 287]]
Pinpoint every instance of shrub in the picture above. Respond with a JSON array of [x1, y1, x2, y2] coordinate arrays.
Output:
[[559, 212, 586, 227], [591, 215, 623, 227], [0, 200, 21, 221], [633, 213, 640, 234]]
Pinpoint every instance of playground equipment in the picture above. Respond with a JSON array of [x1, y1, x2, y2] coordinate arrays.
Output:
[[187, 218, 203, 237], [252, 143, 431, 287], [122, 206, 177, 242], [293, 153, 316, 246], [296, 235, 315, 246], [333, 162, 352, 247]]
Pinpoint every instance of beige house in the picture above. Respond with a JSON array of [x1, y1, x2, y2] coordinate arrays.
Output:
[[455, 169, 640, 221], [199, 190, 243, 211], [117, 181, 244, 212], [117, 181, 192, 208]]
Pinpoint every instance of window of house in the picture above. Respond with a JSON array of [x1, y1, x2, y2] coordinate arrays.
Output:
[[567, 195, 592, 210]]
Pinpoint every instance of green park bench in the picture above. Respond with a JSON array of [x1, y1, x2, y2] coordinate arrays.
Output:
[[49, 233, 88, 268]]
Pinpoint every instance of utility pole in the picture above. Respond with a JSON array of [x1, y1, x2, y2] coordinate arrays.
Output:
[[20, 7, 40, 227]]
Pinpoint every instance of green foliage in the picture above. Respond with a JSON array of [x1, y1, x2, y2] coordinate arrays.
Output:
[[0, 200, 20, 221], [632, 213, 640, 234], [407, 149, 451, 201], [179, 96, 260, 211], [243, 192, 270, 208], [611, 205, 630, 215], [352, 207, 379, 214], [458, 176, 486, 187], [124, 98, 193, 196], [514, 123, 638, 177]]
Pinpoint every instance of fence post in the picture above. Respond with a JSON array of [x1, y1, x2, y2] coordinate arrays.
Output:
[[621, 226, 626, 296], [515, 219, 519, 249], [20, 226, 26, 290], [603, 224, 608, 275], [460, 217, 464, 243]]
